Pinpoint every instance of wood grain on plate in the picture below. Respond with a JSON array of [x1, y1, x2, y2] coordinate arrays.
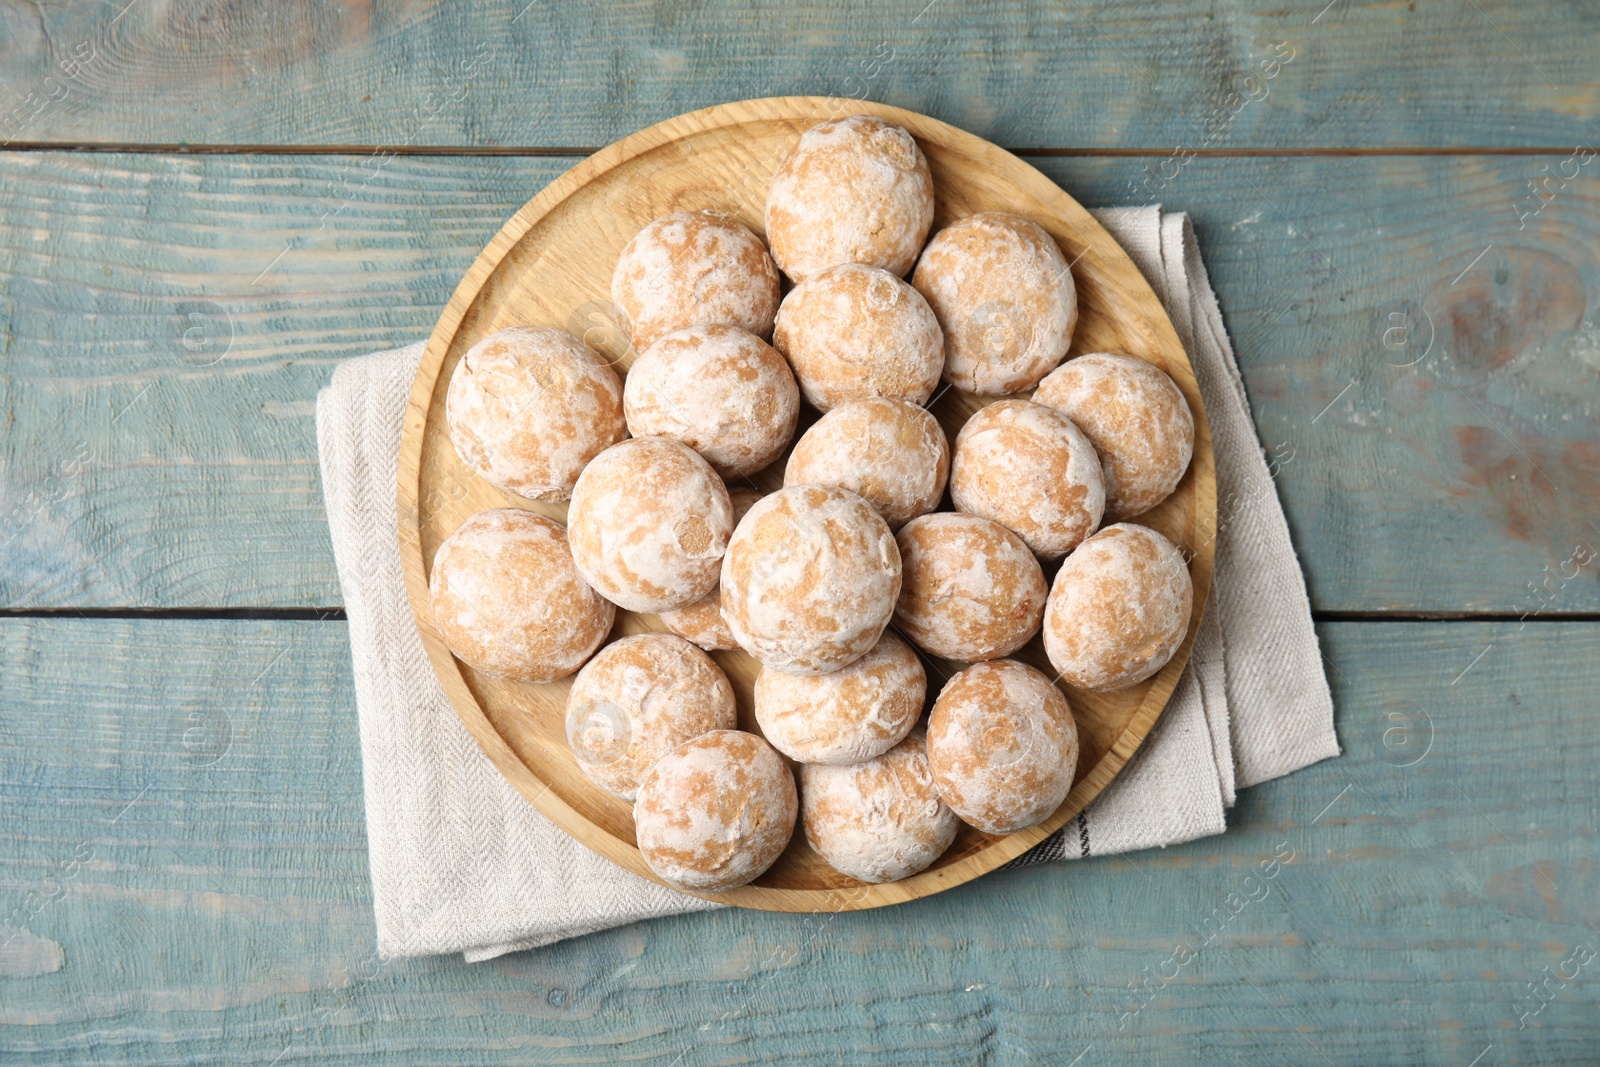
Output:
[[395, 98, 1217, 910]]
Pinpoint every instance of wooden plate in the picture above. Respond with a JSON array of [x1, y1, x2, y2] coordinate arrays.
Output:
[[398, 97, 1216, 912]]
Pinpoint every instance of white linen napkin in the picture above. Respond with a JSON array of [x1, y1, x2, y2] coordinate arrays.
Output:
[[316, 206, 1339, 962]]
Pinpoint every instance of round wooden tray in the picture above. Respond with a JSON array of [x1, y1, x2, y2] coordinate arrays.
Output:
[[397, 97, 1216, 912]]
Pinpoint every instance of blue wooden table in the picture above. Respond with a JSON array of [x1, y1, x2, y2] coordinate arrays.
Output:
[[2, 3, 1597, 1063]]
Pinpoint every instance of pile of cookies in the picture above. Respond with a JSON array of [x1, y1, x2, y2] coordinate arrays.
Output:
[[428, 115, 1196, 894]]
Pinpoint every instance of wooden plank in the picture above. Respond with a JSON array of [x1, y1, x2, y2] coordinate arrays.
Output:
[[0, 1, 1597, 151], [0, 150, 538, 609], [0, 617, 1594, 1064], [3, 150, 1598, 612]]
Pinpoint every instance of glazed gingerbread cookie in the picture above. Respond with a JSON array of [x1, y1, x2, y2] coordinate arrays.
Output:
[[925, 659, 1079, 835], [1042, 522, 1193, 691], [633, 729, 797, 893], [1034, 353, 1194, 521], [783, 398, 949, 529], [623, 323, 800, 478], [720, 484, 902, 675], [565, 633, 737, 800], [428, 509, 613, 683], [913, 212, 1077, 396], [567, 436, 734, 613], [893, 512, 1047, 662], [772, 263, 943, 411], [765, 115, 935, 282], [754, 629, 925, 765], [611, 210, 781, 353], [801, 731, 958, 883], [445, 326, 625, 502], [949, 399, 1105, 560]]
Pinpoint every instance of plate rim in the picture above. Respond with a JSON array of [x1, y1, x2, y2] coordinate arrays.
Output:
[[396, 95, 1217, 912]]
